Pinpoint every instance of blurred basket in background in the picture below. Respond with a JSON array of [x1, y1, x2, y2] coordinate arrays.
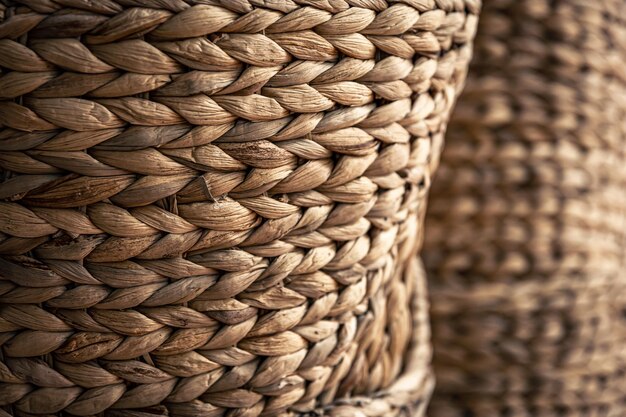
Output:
[[0, 1, 478, 416], [424, 0, 626, 415]]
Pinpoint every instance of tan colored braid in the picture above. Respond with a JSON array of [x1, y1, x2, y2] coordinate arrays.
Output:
[[0, 0, 479, 415], [425, 0, 626, 416]]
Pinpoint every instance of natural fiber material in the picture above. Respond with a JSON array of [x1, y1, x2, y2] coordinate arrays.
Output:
[[424, 0, 626, 415], [0, 1, 478, 416]]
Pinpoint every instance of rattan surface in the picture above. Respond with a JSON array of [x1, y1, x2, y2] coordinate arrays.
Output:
[[0, 0, 478, 416], [425, 0, 626, 415]]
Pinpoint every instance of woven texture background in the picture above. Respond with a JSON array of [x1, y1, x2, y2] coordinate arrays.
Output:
[[0, 1, 479, 416], [425, 0, 626, 415]]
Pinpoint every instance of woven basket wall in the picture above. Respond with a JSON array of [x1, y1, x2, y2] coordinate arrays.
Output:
[[0, 1, 479, 416], [424, 0, 626, 416]]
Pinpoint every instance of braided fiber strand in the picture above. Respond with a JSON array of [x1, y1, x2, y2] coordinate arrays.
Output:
[[425, 0, 626, 416], [0, 0, 479, 416]]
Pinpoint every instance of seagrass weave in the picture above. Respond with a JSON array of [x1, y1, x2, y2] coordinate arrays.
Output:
[[424, 0, 626, 416], [0, 1, 479, 416]]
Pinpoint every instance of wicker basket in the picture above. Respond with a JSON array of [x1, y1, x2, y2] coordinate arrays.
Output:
[[425, 0, 626, 415], [0, 1, 478, 416]]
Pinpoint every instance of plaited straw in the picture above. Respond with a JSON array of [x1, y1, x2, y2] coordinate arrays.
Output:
[[424, 0, 626, 416], [0, 1, 479, 416]]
